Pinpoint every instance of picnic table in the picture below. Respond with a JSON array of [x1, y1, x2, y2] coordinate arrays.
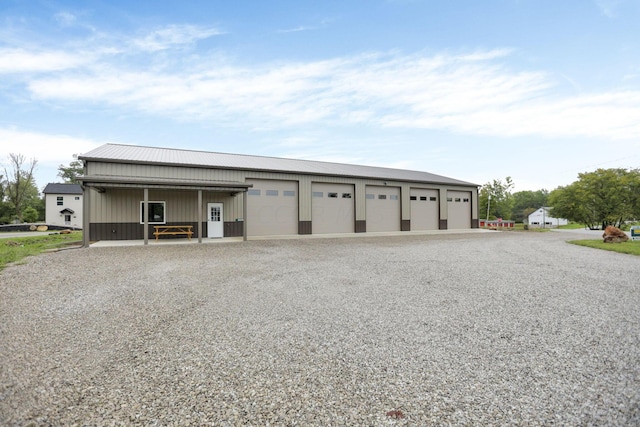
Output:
[[153, 225, 194, 241]]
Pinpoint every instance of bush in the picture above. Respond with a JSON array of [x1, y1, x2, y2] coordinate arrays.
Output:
[[22, 206, 39, 223]]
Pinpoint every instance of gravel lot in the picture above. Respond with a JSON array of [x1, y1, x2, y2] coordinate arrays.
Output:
[[1, 231, 639, 426]]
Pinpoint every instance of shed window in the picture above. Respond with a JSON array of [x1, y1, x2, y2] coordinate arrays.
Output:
[[420, 196, 427, 201], [57, 196, 63, 206], [342, 193, 352, 199], [313, 192, 323, 198], [328, 192, 338, 198], [410, 196, 417, 201], [248, 189, 261, 196], [140, 201, 166, 224], [283, 191, 296, 197], [266, 190, 278, 196]]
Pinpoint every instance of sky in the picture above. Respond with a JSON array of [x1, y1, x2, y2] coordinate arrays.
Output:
[[1, 0, 639, 192]]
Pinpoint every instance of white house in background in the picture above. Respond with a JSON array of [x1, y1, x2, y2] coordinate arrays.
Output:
[[43, 183, 83, 228], [527, 207, 568, 228]]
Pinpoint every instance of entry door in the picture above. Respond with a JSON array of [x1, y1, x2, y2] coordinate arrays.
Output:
[[207, 203, 224, 238]]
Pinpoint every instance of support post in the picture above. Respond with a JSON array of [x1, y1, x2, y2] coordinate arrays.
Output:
[[243, 190, 248, 241], [143, 188, 149, 245], [82, 185, 90, 247], [198, 190, 203, 243]]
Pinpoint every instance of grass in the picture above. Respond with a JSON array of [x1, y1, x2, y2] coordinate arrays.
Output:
[[568, 239, 640, 256], [0, 231, 83, 270]]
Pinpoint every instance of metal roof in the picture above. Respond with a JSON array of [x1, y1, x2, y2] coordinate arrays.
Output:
[[42, 183, 83, 194], [79, 143, 477, 187]]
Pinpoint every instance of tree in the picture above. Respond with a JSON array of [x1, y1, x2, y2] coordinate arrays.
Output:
[[57, 159, 84, 184], [2, 153, 38, 222], [549, 168, 640, 229], [511, 189, 549, 223], [479, 177, 514, 220]]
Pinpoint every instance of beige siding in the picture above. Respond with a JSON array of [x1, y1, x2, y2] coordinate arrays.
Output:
[[86, 160, 478, 234]]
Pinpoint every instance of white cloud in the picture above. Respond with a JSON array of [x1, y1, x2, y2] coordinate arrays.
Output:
[[54, 12, 77, 27], [14, 42, 640, 141], [0, 48, 90, 74], [131, 24, 223, 52]]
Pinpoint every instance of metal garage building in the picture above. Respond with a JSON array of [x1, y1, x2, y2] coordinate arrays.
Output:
[[78, 144, 478, 246]]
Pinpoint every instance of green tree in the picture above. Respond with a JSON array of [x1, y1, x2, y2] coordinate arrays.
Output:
[[2, 153, 38, 222], [479, 177, 514, 220], [22, 206, 39, 223], [511, 189, 549, 223], [549, 168, 639, 229], [57, 159, 84, 184]]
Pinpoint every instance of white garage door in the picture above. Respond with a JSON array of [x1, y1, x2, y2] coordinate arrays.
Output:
[[312, 183, 355, 234], [410, 188, 439, 230], [447, 190, 471, 229], [365, 186, 401, 232], [246, 179, 298, 236]]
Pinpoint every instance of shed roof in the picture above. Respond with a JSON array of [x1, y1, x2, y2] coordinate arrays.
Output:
[[43, 183, 83, 195], [79, 143, 477, 187]]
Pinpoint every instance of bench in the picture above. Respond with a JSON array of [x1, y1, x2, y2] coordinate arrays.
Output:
[[153, 225, 194, 241]]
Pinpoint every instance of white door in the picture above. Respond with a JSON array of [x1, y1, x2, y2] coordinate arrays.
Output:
[[207, 203, 224, 238]]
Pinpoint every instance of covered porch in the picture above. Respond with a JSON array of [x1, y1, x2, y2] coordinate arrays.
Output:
[[79, 175, 252, 247]]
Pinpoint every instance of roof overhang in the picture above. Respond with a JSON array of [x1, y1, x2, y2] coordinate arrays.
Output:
[[60, 208, 74, 214], [78, 175, 252, 193]]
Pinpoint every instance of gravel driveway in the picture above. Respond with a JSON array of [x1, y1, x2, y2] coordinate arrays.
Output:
[[1, 231, 639, 425]]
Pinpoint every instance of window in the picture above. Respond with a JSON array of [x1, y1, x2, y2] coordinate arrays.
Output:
[[430, 197, 437, 201], [328, 192, 338, 198], [447, 197, 453, 202], [420, 196, 427, 201], [266, 190, 278, 196], [390, 195, 399, 200], [410, 196, 417, 201], [313, 192, 323, 198], [378, 195, 387, 200], [342, 193, 352, 198], [248, 189, 261, 196], [455, 198, 461, 202], [283, 191, 296, 197], [463, 198, 469, 202], [57, 196, 63, 206], [74, 196, 80, 201], [366, 194, 374, 199], [140, 201, 166, 224]]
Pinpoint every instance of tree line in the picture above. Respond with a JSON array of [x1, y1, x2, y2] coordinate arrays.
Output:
[[480, 168, 640, 229]]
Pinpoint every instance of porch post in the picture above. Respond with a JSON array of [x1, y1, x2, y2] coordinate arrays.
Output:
[[243, 190, 248, 241], [143, 188, 149, 245], [198, 190, 203, 243], [82, 185, 90, 248]]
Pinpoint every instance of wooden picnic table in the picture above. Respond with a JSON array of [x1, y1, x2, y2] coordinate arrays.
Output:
[[153, 225, 194, 241]]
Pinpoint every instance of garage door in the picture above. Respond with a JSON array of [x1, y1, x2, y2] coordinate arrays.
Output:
[[312, 183, 355, 234], [365, 186, 401, 232], [246, 179, 298, 236], [410, 188, 439, 230], [447, 190, 471, 229]]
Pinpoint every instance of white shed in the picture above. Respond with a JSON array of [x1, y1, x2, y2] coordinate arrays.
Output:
[[527, 207, 567, 228]]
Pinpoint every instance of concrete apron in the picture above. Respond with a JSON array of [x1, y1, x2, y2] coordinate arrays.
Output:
[[90, 228, 494, 247]]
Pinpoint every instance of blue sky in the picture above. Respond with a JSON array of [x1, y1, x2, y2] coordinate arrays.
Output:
[[1, 0, 639, 192]]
